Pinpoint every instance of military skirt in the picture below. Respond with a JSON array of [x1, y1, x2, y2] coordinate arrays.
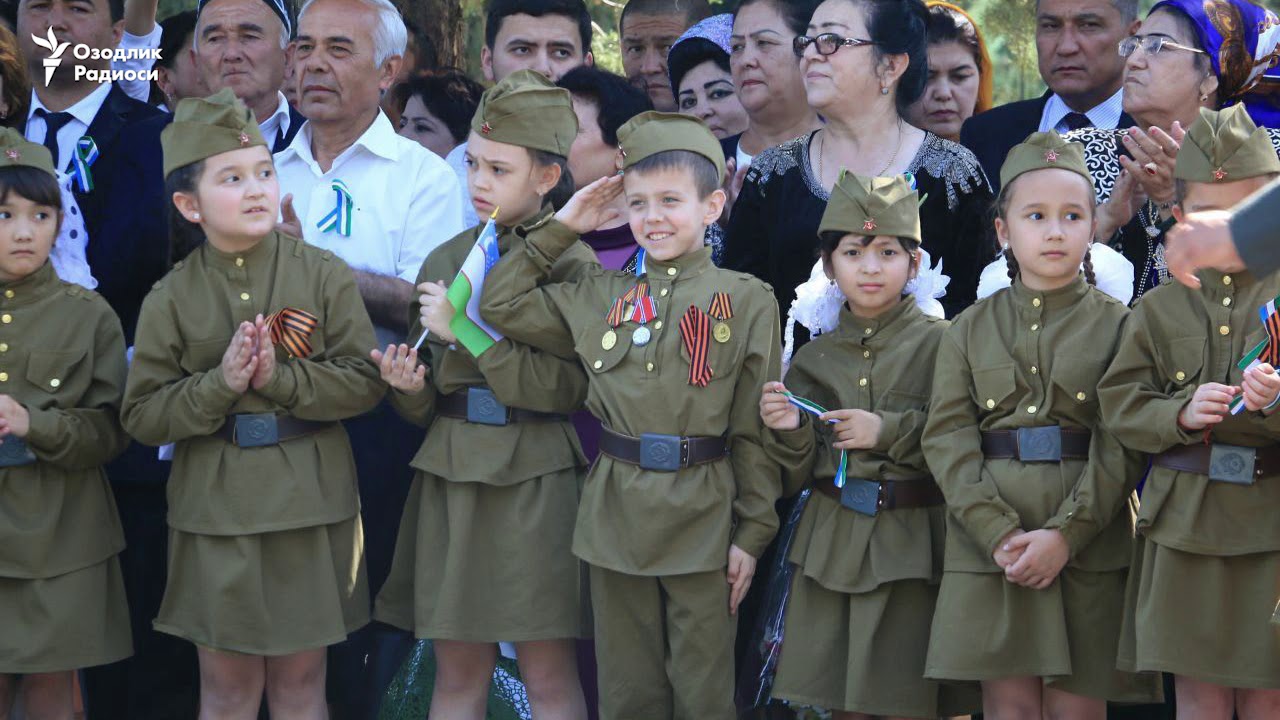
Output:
[[926, 567, 1161, 702], [0, 556, 132, 673], [374, 467, 589, 642], [771, 495, 978, 717], [154, 516, 369, 655], [1119, 537, 1280, 689]]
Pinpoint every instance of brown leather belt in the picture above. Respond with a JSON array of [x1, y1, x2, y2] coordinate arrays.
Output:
[[214, 414, 332, 448], [435, 387, 568, 426], [814, 474, 944, 515], [1153, 443, 1280, 484], [598, 426, 727, 472], [981, 427, 1091, 462]]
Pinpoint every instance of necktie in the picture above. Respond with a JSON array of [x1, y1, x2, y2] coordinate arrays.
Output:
[[33, 108, 73, 169], [1062, 112, 1092, 132]]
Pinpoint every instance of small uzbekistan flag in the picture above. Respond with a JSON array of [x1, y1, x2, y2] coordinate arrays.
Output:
[[445, 209, 505, 356], [1229, 294, 1280, 415]]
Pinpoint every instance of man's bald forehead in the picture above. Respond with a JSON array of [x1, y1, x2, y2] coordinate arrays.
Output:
[[620, 0, 712, 30]]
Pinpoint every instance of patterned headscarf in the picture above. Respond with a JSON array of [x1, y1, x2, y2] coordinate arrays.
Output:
[[666, 13, 735, 95], [1152, 0, 1280, 127]]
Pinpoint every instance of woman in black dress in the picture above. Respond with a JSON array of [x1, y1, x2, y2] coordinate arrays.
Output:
[[724, 0, 993, 324]]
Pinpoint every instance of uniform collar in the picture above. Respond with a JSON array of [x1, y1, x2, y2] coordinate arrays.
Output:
[[201, 231, 279, 271], [642, 246, 713, 282], [0, 260, 59, 307], [838, 294, 918, 341], [279, 109, 400, 174], [1011, 273, 1090, 311]]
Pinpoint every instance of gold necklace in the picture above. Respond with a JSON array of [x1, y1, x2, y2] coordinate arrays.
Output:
[[816, 120, 904, 186]]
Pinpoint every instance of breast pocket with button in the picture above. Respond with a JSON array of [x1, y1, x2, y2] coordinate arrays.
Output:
[[24, 348, 87, 405], [972, 362, 1016, 414], [1156, 337, 1206, 393]]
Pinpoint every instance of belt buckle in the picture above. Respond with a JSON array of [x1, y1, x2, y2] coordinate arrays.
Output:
[[1209, 444, 1256, 485], [840, 479, 882, 516], [0, 436, 36, 467], [1016, 426, 1062, 462], [234, 413, 279, 448], [466, 387, 509, 426], [639, 433, 683, 472]]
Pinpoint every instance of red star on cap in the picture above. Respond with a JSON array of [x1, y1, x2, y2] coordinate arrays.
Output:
[[480, 122, 493, 135], [238, 132, 250, 146], [5, 150, 18, 160], [1044, 149, 1059, 162], [863, 219, 877, 232], [1213, 167, 1228, 181]]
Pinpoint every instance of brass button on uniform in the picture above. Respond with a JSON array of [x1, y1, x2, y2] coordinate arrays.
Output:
[[1076, 392, 1086, 401], [986, 399, 995, 409], [235, 258, 245, 267], [0, 343, 7, 353], [1224, 275, 1233, 285], [864, 327, 872, 335], [1176, 371, 1187, 381], [1223, 297, 1232, 307], [646, 362, 654, 372], [1027, 405, 1038, 414], [3, 290, 12, 299], [0, 372, 8, 382], [1030, 323, 1040, 332], [1219, 325, 1230, 336], [858, 378, 868, 387], [1030, 366, 1038, 374], [593, 360, 603, 370], [1, 314, 10, 324], [1032, 298, 1041, 307], [653, 321, 663, 331], [666, 267, 677, 276], [50, 378, 61, 388], [660, 288, 669, 297], [240, 292, 251, 301], [862, 350, 871, 358]]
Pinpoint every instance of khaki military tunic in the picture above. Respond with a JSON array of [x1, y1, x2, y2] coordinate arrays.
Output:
[[481, 217, 781, 720], [122, 232, 382, 655], [922, 276, 1158, 701], [0, 262, 132, 672], [764, 298, 979, 717], [1098, 270, 1280, 688], [374, 214, 594, 642]]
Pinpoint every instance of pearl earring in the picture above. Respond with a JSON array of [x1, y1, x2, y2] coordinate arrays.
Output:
[[193, 212, 201, 220], [880, 87, 889, 95]]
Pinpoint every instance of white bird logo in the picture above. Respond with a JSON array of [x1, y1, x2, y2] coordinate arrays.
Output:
[[31, 27, 70, 87]]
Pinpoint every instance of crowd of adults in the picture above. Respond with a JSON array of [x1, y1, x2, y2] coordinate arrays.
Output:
[[1, 0, 1278, 717]]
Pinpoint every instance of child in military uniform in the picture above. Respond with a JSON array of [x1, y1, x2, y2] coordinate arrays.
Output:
[[371, 70, 593, 720], [121, 89, 383, 718], [0, 129, 132, 718], [1098, 106, 1280, 716], [757, 173, 975, 719], [479, 111, 781, 720], [923, 132, 1159, 718]]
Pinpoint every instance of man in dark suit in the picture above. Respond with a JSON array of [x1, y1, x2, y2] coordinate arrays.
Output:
[[17, 1, 189, 718], [193, 0, 303, 153], [961, 0, 1142, 190]]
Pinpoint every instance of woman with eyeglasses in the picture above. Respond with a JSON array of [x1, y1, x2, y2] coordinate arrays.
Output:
[[1068, 0, 1280, 301], [723, 0, 993, 336]]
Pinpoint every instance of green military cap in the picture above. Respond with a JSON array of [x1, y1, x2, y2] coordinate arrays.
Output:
[[161, 87, 267, 177], [999, 131, 1090, 189], [617, 111, 726, 185], [471, 69, 577, 157], [0, 128, 54, 177], [1175, 105, 1280, 184], [818, 172, 921, 244]]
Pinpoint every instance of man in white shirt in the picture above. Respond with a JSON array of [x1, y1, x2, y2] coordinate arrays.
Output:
[[193, 0, 303, 152], [446, 0, 594, 228], [960, 0, 1142, 190]]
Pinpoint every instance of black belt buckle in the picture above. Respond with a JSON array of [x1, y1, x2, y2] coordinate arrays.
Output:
[[234, 413, 279, 448], [1016, 426, 1062, 462], [0, 436, 36, 467], [1209, 444, 1256, 485], [639, 433, 683, 472], [840, 478, 882, 516], [466, 387, 509, 426]]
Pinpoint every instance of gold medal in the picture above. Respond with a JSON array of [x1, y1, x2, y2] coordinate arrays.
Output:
[[714, 322, 731, 343], [602, 330, 618, 351]]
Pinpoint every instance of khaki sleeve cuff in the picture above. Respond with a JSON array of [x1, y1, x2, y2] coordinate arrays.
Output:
[[256, 363, 299, 407], [731, 519, 777, 560], [22, 405, 60, 450]]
